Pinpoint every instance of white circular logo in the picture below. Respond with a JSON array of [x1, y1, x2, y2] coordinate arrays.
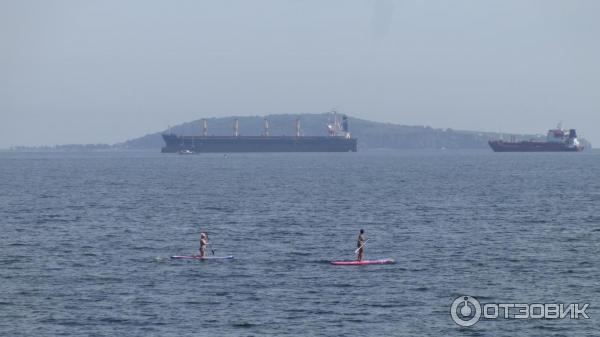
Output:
[[451, 296, 482, 327]]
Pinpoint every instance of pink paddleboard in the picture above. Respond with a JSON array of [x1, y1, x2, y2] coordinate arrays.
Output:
[[330, 258, 394, 265], [171, 255, 234, 260]]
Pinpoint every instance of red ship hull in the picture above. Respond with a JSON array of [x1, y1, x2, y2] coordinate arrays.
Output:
[[489, 140, 583, 152]]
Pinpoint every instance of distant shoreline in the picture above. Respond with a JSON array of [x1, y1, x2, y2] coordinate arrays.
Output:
[[3, 114, 593, 151], [3, 147, 597, 153]]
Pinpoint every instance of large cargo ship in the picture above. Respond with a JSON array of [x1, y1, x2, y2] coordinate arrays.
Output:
[[489, 125, 584, 152], [161, 114, 357, 153]]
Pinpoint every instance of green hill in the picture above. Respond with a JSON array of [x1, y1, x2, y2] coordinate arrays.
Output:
[[12, 113, 591, 151], [118, 113, 542, 150]]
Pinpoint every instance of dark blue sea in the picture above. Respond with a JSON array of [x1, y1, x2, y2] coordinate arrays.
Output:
[[1, 150, 598, 336]]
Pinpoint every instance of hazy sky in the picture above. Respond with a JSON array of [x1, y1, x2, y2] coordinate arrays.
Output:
[[1, 0, 599, 147]]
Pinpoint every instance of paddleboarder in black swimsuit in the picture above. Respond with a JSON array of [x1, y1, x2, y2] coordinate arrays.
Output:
[[357, 229, 366, 261]]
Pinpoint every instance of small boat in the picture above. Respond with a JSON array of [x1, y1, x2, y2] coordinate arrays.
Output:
[[330, 258, 394, 266]]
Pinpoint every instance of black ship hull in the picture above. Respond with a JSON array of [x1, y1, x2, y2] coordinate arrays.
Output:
[[162, 134, 357, 153], [488, 140, 583, 152]]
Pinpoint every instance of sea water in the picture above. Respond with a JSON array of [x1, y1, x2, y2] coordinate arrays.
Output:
[[1, 150, 598, 336]]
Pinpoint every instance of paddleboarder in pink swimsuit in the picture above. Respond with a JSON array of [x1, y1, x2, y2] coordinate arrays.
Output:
[[357, 229, 366, 261]]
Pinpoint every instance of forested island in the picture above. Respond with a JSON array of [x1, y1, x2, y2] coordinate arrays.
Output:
[[9, 113, 592, 151]]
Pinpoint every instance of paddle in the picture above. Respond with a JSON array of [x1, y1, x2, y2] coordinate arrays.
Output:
[[203, 243, 215, 256], [206, 234, 215, 255], [207, 236, 215, 255]]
